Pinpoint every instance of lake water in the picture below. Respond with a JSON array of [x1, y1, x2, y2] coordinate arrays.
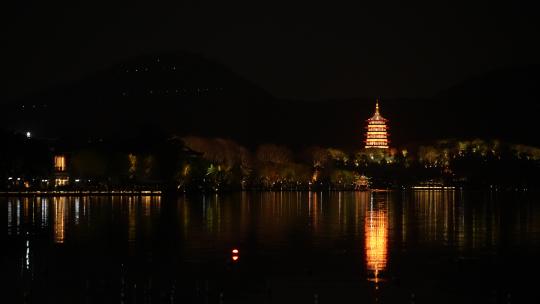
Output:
[[2, 191, 540, 303]]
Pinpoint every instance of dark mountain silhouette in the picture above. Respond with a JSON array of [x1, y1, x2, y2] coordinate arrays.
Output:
[[3, 52, 274, 144], [3, 54, 540, 149], [431, 65, 540, 145]]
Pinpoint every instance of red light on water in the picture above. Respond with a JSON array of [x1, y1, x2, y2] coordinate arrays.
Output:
[[231, 248, 240, 261]]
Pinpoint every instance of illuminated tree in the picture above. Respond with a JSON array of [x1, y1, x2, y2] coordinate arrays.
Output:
[[256, 144, 292, 164]]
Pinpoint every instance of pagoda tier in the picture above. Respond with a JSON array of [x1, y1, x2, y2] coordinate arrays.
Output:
[[365, 101, 390, 149]]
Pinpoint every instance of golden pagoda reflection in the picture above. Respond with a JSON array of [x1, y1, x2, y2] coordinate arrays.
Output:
[[54, 197, 67, 244], [365, 194, 388, 283]]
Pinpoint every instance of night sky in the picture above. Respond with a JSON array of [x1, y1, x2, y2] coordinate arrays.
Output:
[[4, 1, 540, 101]]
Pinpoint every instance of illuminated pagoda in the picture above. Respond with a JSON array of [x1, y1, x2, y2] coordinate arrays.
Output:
[[365, 100, 390, 149]]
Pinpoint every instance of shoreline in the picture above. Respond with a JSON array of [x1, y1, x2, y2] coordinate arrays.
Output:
[[0, 190, 162, 197], [0, 187, 475, 197]]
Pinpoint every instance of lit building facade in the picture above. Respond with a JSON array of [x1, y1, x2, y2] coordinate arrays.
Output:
[[54, 155, 69, 187], [365, 100, 390, 149]]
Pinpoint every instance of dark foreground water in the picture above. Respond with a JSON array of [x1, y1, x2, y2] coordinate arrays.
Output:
[[2, 191, 540, 303]]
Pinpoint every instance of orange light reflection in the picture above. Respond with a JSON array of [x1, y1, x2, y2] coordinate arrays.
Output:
[[365, 200, 388, 283]]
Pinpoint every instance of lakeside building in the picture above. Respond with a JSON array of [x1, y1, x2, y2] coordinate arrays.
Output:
[[54, 155, 69, 187], [365, 100, 390, 149]]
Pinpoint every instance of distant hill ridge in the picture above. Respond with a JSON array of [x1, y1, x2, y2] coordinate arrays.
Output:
[[2, 54, 540, 148]]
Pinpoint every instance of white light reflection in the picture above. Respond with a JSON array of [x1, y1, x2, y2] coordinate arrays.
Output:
[[7, 200, 12, 235], [41, 197, 48, 229], [25, 240, 30, 270], [16, 200, 21, 235], [74, 197, 80, 225]]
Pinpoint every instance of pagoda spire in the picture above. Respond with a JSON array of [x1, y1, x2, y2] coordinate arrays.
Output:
[[375, 99, 380, 115]]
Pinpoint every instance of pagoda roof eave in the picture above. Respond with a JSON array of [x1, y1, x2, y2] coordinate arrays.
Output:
[[366, 118, 388, 122]]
